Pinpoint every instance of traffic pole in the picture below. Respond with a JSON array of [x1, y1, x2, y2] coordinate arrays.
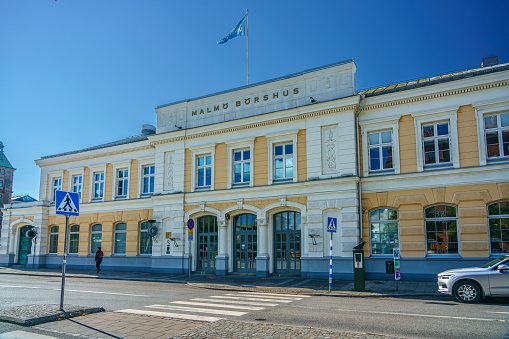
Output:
[[60, 214, 69, 311], [328, 232, 333, 293]]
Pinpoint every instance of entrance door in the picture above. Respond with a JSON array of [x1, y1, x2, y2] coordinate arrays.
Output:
[[233, 213, 257, 273], [18, 226, 33, 265], [274, 211, 301, 275], [197, 215, 218, 273]]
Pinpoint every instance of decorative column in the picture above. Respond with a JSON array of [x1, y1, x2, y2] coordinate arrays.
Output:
[[215, 218, 229, 276], [256, 217, 270, 277]]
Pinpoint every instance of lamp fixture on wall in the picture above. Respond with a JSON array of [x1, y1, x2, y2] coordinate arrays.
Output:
[[310, 97, 316, 103]]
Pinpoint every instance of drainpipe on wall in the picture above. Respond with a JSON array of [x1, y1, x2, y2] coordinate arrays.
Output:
[[355, 94, 366, 243]]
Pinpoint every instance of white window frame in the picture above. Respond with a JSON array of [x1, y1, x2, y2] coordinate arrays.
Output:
[[68, 224, 80, 254], [90, 224, 102, 254], [89, 166, 106, 202], [113, 222, 127, 255], [49, 225, 59, 254], [412, 107, 459, 172], [266, 130, 298, 185], [112, 161, 130, 200], [226, 138, 254, 188], [68, 169, 84, 202], [474, 98, 509, 166], [190, 145, 215, 192], [138, 157, 156, 196], [49, 172, 63, 202], [360, 118, 400, 177]]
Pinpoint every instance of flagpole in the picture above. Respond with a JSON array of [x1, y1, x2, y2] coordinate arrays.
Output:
[[246, 8, 249, 85]]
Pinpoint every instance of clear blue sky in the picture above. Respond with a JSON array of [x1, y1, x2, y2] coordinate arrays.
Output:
[[1, 0, 507, 200]]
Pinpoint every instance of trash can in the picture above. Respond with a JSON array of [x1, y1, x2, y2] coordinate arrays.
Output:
[[385, 260, 394, 274]]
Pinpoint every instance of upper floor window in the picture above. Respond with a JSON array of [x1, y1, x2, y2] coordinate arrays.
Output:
[[274, 143, 293, 180], [139, 221, 153, 255], [116, 168, 129, 198], [0, 169, 4, 174], [488, 201, 509, 254], [368, 131, 393, 172], [370, 208, 399, 255], [0, 179, 3, 187], [484, 113, 509, 160], [69, 224, 80, 254], [90, 224, 102, 254], [233, 149, 251, 185], [72, 175, 82, 201], [52, 177, 62, 202], [49, 226, 59, 254], [422, 122, 451, 166], [114, 222, 127, 254], [425, 205, 458, 255], [196, 154, 212, 188], [93, 171, 104, 200], [142, 165, 155, 194]]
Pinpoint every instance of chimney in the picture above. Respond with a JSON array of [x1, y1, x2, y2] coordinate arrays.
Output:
[[141, 124, 156, 136], [481, 56, 499, 68]]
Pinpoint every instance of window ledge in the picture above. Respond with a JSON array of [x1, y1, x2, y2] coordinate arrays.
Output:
[[423, 164, 453, 171], [426, 254, 462, 259], [368, 170, 395, 176]]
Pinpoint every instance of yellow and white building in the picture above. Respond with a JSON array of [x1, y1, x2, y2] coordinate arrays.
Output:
[[1, 59, 508, 280]]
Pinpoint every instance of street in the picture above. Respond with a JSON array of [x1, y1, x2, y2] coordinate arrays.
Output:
[[0, 274, 508, 338]]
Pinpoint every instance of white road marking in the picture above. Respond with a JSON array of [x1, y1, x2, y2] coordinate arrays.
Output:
[[0, 285, 41, 289], [333, 308, 507, 322], [172, 301, 264, 310], [231, 292, 303, 300], [485, 311, 509, 315], [115, 309, 222, 322], [237, 291, 311, 298], [208, 295, 293, 303], [56, 289, 146, 297], [146, 304, 247, 316], [192, 298, 279, 307]]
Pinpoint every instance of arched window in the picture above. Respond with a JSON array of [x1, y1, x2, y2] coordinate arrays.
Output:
[[49, 226, 59, 254], [114, 222, 127, 254], [425, 205, 458, 254], [90, 224, 102, 253], [369, 208, 399, 255], [139, 221, 152, 255], [69, 224, 80, 254], [488, 201, 509, 254]]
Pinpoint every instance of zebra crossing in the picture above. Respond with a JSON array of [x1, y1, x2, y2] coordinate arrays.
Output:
[[116, 291, 310, 322]]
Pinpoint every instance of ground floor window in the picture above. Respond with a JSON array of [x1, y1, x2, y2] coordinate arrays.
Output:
[[69, 225, 80, 254], [425, 205, 458, 254], [197, 215, 218, 272], [370, 208, 399, 255], [488, 201, 509, 254], [233, 213, 257, 273], [274, 211, 301, 274], [90, 224, 102, 253], [114, 222, 127, 254], [49, 226, 59, 254], [139, 221, 152, 255]]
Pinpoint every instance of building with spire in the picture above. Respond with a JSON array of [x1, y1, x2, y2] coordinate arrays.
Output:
[[0, 141, 15, 239]]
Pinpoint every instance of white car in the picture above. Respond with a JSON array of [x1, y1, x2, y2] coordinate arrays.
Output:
[[437, 255, 509, 303]]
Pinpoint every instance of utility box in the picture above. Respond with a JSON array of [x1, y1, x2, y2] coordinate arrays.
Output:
[[352, 242, 366, 292], [385, 260, 395, 274]]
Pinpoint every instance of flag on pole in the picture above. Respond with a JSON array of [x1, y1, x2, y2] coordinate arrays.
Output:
[[217, 14, 247, 44]]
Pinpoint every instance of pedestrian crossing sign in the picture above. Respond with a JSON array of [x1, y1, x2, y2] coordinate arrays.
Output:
[[327, 217, 337, 232], [55, 191, 80, 216]]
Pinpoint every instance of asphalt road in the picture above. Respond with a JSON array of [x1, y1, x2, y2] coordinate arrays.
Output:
[[0, 274, 508, 338]]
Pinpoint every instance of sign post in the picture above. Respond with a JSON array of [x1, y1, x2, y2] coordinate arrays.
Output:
[[326, 217, 337, 293], [393, 247, 401, 291], [55, 191, 80, 311], [187, 219, 194, 281]]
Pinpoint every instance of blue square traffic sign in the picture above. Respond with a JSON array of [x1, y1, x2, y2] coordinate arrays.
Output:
[[55, 191, 80, 216]]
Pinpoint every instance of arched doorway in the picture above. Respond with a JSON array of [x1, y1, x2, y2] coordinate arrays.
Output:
[[273, 211, 301, 275], [233, 213, 257, 273], [196, 215, 218, 273], [18, 226, 33, 265]]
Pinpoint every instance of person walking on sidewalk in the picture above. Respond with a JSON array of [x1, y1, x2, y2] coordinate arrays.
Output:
[[95, 247, 104, 273]]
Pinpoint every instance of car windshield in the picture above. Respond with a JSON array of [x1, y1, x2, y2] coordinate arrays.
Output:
[[480, 256, 509, 268]]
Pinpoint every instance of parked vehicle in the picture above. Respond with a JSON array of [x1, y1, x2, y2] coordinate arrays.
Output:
[[437, 255, 509, 303]]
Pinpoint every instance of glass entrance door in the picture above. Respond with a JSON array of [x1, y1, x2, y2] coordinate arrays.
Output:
[[197, 216, 218, 273], [233, 214, 257, 273], [274, 211, 301, 275], [18, 226, 33, 265]]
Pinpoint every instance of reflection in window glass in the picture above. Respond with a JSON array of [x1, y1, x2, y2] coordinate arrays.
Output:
[[370, 208, 398, 255], [488, 201, 509, 254], [425, 205, 458, 254]]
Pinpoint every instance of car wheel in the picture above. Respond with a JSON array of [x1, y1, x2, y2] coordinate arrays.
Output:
[[453, 281, 482, 303]]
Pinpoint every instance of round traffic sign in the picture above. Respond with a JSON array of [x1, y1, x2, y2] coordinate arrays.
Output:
[[187, 219, 194, 230]]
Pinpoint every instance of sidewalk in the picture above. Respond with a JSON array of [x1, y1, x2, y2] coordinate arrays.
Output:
[[0, 267, 442, 338]]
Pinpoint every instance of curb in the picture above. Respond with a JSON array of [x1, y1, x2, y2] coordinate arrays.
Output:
[[0, 306, 105, 326]]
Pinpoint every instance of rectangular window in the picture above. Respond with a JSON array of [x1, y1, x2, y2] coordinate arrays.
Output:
[[68, 225, 80, 254], [425, 205, 458, 255], [233, 149, 251, 184], [52, 178, 62, 202], [116, 168, 129, 198], [274, 143, 293, 180], [422, 122, 451, 166], [49, 226, 59, 254], [0, 179, 3, 187], [370, 208, 399, 255], [196, 154, 212, 188], [484, 113, 509, 159], [142, 165, 155, 194], [368, 131, 393, 172], [114, 223, 127, 254], [93, 172, 104, 200], [72, 175, 82, 200]]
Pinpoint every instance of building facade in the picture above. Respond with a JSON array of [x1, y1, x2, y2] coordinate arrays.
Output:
[[1, 60, 508, 281], [0, 141, 15, 241]]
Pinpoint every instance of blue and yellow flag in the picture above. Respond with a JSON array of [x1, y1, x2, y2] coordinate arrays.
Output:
[[217, 14, 247, 44]]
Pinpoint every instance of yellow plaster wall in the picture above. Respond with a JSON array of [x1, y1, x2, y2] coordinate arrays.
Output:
[[457, 105, 480, 167], [297, 130, 307, 182], [129, 159, 138, 199], [398, 115, 417, 173], [362, 183, 508, 258], [254, 136, 268, 186], [215, 143, 228, 190], [105, 163, 113, 201], [63, 170, 69, 193], [82, 167, 90, 203]]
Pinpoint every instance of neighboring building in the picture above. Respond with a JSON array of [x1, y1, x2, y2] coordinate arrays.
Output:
[[11, 194, 38, 203], [0, 141, 15, 240], [0, 60, 507, 281]]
